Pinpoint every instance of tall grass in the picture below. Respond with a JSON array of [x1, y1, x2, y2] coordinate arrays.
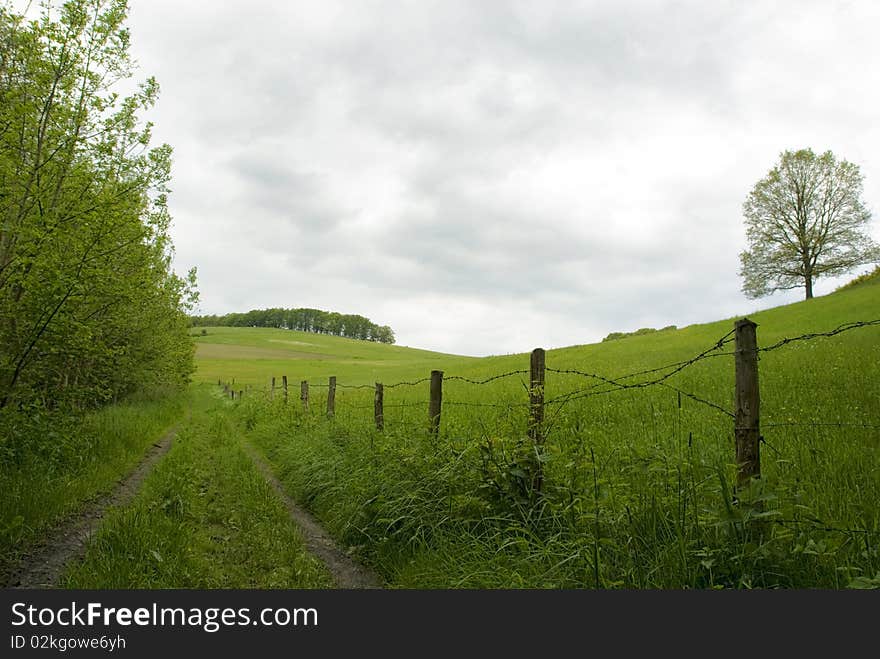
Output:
[[63, 386, 333, 588], [228, 282, 879, 588], [0, 390, 186, 579]]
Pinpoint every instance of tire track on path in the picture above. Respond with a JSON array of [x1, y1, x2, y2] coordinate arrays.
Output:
[[242, 443, 383, 589], [5, 423, 181, 588]]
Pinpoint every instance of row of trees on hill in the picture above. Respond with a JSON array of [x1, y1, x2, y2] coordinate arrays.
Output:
[[0, 1, 197, 411], [191, 308, 396, 344]]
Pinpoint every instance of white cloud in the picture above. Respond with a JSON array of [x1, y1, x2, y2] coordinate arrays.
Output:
[[128, 0, 880, 355]]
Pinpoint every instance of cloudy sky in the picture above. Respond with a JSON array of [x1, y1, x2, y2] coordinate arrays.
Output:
[[125, 0, 880, 356]]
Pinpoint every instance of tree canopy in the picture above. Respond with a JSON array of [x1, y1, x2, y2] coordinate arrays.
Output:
[[739, 148, 879, 300], [0, 0, 197, 410], [191, 307, 396, 344]]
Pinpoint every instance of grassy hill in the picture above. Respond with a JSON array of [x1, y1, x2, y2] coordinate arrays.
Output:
[[195, 272, 879, 396], [198, 278, 879, 588], [191, 326, 474, 387]]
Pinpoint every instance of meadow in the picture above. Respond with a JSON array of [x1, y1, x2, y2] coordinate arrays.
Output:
[[209, 276, 879, 588]]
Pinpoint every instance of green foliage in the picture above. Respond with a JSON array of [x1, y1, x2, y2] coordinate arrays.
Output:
[[603, 325, 677, 342], [836, 265, 880, 292], [0, 0, 196, 412], [740, 148, 879, 301], [0, 389, 185, 579]]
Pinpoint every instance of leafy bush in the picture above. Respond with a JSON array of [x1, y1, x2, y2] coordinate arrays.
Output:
[[602, 325, 677, 342]]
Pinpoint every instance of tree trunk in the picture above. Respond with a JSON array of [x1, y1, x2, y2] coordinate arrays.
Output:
[[804, 274, 813, 300]]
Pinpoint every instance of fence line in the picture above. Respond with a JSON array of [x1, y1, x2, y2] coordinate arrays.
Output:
[[769, 518, 880, 537], [763, 421, 880, 430], [444, 370, 530, 385], [385, 376, 433, 389], [220, 316, 879, 494], [759, 318, 880, 352]]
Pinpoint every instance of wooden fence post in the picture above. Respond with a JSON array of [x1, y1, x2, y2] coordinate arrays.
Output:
[[734, 318, 760, 487], [529, 348, 546, 444], [529, 348, 546, 493], [301, 380, 309, 412], [239, 390, 243, 399], [271, 376, 276, 400], [374, 383, 384, 431], [282, 375, 288, 403], [230, 389, 234, 400], [327, 376, 336, 417], [429, 370, 443, 436]]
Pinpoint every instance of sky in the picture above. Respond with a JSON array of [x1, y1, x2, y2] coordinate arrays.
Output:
[[123, 0, 880, 356]]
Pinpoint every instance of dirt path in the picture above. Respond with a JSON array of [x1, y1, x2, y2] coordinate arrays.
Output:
[[243, 443, 383, 589], [5, 425, 179, 588]]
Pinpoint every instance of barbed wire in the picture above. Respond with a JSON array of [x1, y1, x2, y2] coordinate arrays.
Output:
[[444, 370, 530, 385], [444, 400, 530, 409], [385, 377, 432, 389], [546, 327, 736, 391], [769, 518, 880, 537], [763, 421, 880, 430], [658, 383, 734, 418], [760, 436, 781, 456], [759, 319, 880, 353], [216, 318, 875, 433]]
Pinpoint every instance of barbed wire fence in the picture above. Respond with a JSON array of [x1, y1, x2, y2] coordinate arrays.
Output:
[[218, 316, 880, 535]]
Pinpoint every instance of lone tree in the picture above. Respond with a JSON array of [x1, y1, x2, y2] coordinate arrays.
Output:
[[739, 149, 879, 300]]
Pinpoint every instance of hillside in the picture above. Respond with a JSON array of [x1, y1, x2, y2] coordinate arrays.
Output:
[[195, 274, 880, 392], [198, 279, 879, 588]]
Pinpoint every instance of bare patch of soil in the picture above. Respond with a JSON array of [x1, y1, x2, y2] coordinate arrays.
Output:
[[243, 444, 383, 589]]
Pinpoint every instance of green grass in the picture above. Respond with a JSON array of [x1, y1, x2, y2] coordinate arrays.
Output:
[[0, 390, 186, 580], [63, 385, 333, 588], [214, 279, 879, 588]]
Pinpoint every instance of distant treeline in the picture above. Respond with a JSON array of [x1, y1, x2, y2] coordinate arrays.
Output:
[[190, 308, 396, 344], [603, 325, 678, 342]]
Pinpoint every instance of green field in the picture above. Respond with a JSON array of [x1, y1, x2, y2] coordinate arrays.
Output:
[[191, 326, 471, 388], [200, 276, 879, 588]]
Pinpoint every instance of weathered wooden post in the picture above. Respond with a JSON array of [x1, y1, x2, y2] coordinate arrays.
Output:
[[239, 390, 243, 399], [429, 370, 443, 436], [282, 375, 288, 403], [734, 318, 760, 487], [529, 348, 546, 493], [271, 376, 276, 400], [327, 376, 336, 417], [230, 389, 235, 400], [374, 383, 384, 431], [301, 380, 309, 412], [529, 348, 546, 444]]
